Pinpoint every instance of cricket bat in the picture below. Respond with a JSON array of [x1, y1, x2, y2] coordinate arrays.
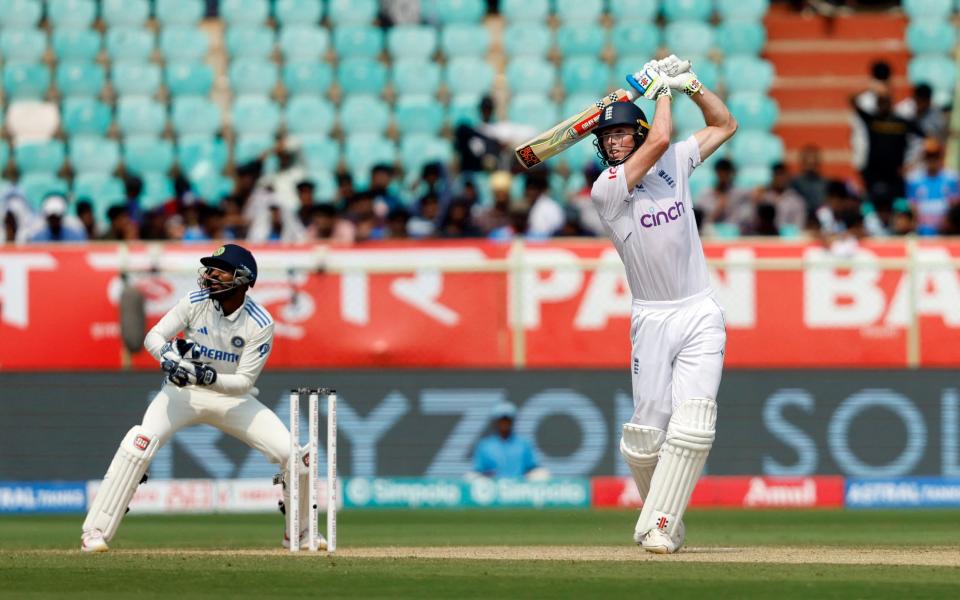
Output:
[[514, 87, 640, 169]]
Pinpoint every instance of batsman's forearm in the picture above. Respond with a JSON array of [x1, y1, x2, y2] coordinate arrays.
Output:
[[650, 95, 673, 141], [692, 87, 734, 129]]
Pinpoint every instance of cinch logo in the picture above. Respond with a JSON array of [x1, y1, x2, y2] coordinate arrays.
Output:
[[134, 435, 151, 451], [640, 201, 685, 228]]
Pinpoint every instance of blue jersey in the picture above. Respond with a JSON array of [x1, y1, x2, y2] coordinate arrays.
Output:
[[907, 169, 959, 235], [472, 434, 539, 478]]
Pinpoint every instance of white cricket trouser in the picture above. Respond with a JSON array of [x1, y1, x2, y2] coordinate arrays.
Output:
[[140, 383, 291, 465], [629, 288, 726, 431]]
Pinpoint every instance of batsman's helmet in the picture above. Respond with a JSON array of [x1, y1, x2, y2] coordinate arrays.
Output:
[[592, 101, 651, 167], [198, 243, 258, 292]]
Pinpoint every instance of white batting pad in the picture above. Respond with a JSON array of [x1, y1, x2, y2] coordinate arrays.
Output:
[[635, 397, 717, 542], [619, 423, 665, 502], [83, 426, 159, 541]]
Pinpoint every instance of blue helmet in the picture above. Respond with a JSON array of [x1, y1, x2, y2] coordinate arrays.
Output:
[[199, 244, 258, 292], [592, 101, 651, 166]]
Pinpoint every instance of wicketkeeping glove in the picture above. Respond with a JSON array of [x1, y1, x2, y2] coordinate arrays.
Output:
[[161, 357, 193, 387], [191, 362, 217, 386], [626, 61, 672, 101]]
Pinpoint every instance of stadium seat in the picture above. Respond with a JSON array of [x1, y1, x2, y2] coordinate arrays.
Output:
[[715, 20, 766, 56], [736, 165, 772, 189], [111, 63, 161, 98], [333, 26, 384, 59], [440, 24, 490, 59], [502, 23, 552, 57], [116, 97, 167, 136], [664, 21, 715, 58], [905, 19, 957, 55], [160, 28, 210, 62], [220, 0, 269, 26], [446, 94, 481, 127], [508, 94, 560, 133], [907, 55, 957, 107], [284, 95, 335, 135], [0, 0, 41, 28], [123, 136, 174, 175], [392, 60, 441, 97], [444, 58, 494, 96], [102, 0, 149, 28], [155, 0, 205, 27], [395, 95, 445, 135], [501, 0, 549, 22], [105, 29, 155, 63], [55, 62, 105, 98], [51, 29, 101, 62], [327, 0, 377, 25], [339, 95, 390, 134], [399, 134, 453, 174], [431, 0, 486, 24], [231, 96, 281, 136], [556, 135, 600, 171], [282, 62, 334, 96], [62, 98, 111, 137], [19, 173, 68, 211], [716, 0, 769, 21], [189, 172, 234, 203], [344, 134, 397, 185], [721, 56, 774, 94], [177, 135, 228, 172], [172, 97, 223, 136], [387, 26, 438, 61], [70, 137, 120, 173], [727, 92, 779, 131], [274, 0, 323, 26], [141, 173, 174, 209], [73, 173, 125, 215], [610, 23, 662, 61], [902, 0, 953, 19], [336, 58, 388, 96], [555, 25, 606, 57], [278, 26, 329, 63], [691, 59, 720, 90], [225, 27, 275, 60], [3, 63, 49, 100], [165, 63, 215, 97], [234, 134, 275, 165], [304, 169, 336, 202], [0, 30, 45, 63], [555, 0, 604, 22], [609, 0, 661, 20], [47, 0, 96, 29], [560, 57, 612, 94], [300, 136, 340, 172], [729, 131, 784, 167], [561, 93, 598, 117], [505, 58, 557, 95], [672, 99, 706, 131], [14, 140, 65, 174], [663, 0, 713, 21], [228, 60, 279, 96]]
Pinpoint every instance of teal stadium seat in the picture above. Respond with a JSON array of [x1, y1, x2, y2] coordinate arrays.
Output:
[[177, 135, 228, 172], [339, 95, 390, 134], [508, 94, 560, 133], [274, 0, 323, 26], [234, 134, 274, 165], [663, 0, 713, 21], [226, 27, 275, 60], [47, 0, 96, 29], [502, 23, 552, 57], [0, 0, 41, 28], [14, 140, 65, 174], [727, 92, 778, 131], [501, 0, 549, 22], [690, 59, 720, 90], [231, 96, 281, 136], [285, 95, 335, 135], [609, 0, 661, 20], [399, 134, 453, 174], [716, 0, 770, 21], [344, 134, 397, 183], [555, 25, 607, 57], [73, 174, 124, 219], [440, 24, 490, 59], [155, 0, 204, 27], [190, 173, 234, 203], [729, 131, 784, 167], [70, 138, 120, 173], [430, 0, 486, 24], [333, 26, 384, 59], [446, 94, 481, 127], [716, 20, 766, 56], [561, 57, 612, 94], [395, 95, 445, 135], [19, 173, 68, 210], [220, 0, 269, 26], [112, 63, 161, 97], [300, 137, 340, 172], [305, 169, 336, 202], [228, 59, 278, 96], [721, 56, 774, 94], [672, 98, 706, 131], [387, 26, 438, 61], [902, 0, 953, 19], [102, 0, 149, 28], [123, 136, 175, 175], [278, 26, 329, 62], [283, 62, 334, 96], [736, 166, 772, 190], [165, 63, 214, 96], [392, 60, 441, 97], [555, 0, 604, 22], [561, 93, 599, 117], [328, 0, 377, 26], [444, 58, 494, 96], [664, 21, 715, 58], [172, 97, 222, 136], [336, 58, 387, 96], [55, 62, 105, 98], [0, 30, 45, 63], [506, 58, 557, 95], [62, 98, 111, 136], [141, 173, 174, 209], [160, 28, 210, 62], [557, 135, 600, 171], [106, 29, 155, 63], [906, 19, 957, 55], [610, 23, 662, 61], [908, 55, 957, 107], [3, 63, 49, 100], [116, 97, 167, 136], [51, 29, 101, 62]]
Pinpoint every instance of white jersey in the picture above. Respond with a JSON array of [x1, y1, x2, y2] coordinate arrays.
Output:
[[144, 289, 275, 396], [590, 136, 710, 302]]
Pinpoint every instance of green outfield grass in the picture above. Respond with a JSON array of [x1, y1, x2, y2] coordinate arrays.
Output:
[[2, 509, 959, 599]]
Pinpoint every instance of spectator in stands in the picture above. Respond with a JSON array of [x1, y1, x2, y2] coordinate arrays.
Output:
[[751, 202, 780, 236], [369, 164, 404, 218], [889, 199, 916, 236], [695, 158, 753, 234], [101, 205, 137, 241], [75, 200, 98, 240], [294, 180, 316, 230], [408, 161, 453, 209], [568, 164, 606, 237], [222, 161, 262, 238], [2, 210, 17, 244], [906, 139, 959, 236], [754, 163, 806, 235], [941, 203, 960, 236], [122, 175, 145, 226], [850, 60, 893, 175], [337, 191, 382, 243], [407, 192, 440, 238], [522, 171, 564, 238], [247, 201, 305, 243], [790, 144, 828, 216], [260, 137, 307, 210], [438, 198, 481, 238], [334, 172, 355, 205], [474, 170, 514, 236], [0, 188, 33, 244], [454, 96, 504, 174], [27, 194, 87, 242], [815, 179, 863, 241], [489, 207, 531, 241], [895, 83, 950, 170], [385, 207, 411, 239], [469, 402, 548, 480]]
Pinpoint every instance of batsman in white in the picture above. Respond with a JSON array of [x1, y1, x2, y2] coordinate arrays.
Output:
[[80, 243, 323, 552], [590, 57, 737, 553]]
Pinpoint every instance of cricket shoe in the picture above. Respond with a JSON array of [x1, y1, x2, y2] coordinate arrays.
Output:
[[283, 530, 328, 551], [634, 519, 685, 554], [80, 529, 109, 553]]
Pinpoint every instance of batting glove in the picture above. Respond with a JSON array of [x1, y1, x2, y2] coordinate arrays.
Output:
[[656, 54, 691, 77], [626, 62, 672, 101], [654, 55, 703, 96]]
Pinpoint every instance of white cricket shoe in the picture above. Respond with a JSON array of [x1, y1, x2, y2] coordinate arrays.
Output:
[[633, 518, 685, 551], [641, 529, 678, 554], [80, 529, 109, 553], [282, 530, 328, 551]]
